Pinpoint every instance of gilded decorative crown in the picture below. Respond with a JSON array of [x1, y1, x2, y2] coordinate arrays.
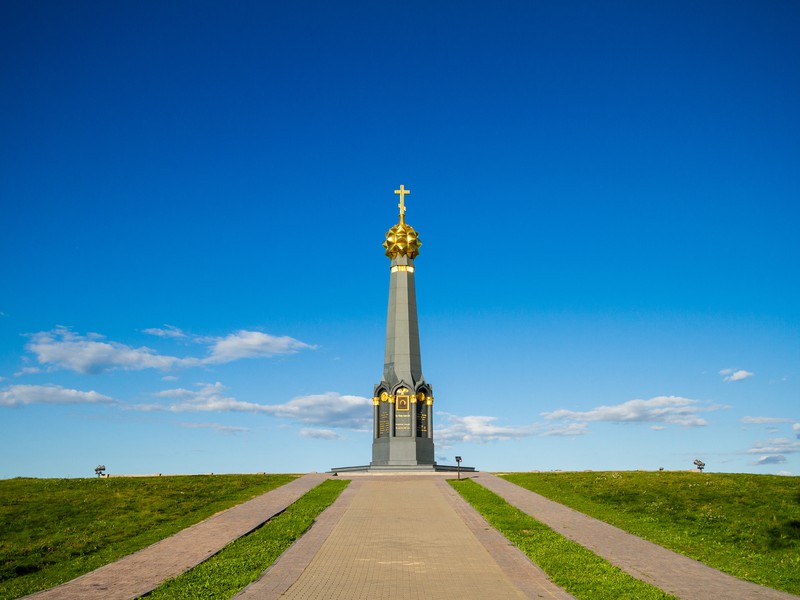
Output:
[[383, 221, 422, 259]]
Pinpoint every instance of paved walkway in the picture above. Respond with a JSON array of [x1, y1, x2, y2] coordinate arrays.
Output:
[[25, 472, 798, 600], [236, 475, 573, 599], [476, 473, 797, 600], [26, 473, 327, 600]]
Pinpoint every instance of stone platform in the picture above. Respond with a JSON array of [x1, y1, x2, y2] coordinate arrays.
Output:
[[329, 463, 476, 474]]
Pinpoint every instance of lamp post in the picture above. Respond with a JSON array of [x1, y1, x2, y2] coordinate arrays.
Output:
[[455, 456, 462, 480]]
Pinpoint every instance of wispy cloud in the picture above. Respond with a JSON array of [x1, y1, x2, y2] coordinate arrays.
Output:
[[255, 392, 371, 429], [24, 326, 315, 375], [143, 325, 187, 339], [437, 414, 537, 445], [747, 438, 800, 455], [204, 330, 316, 363], [753, 455, 786, 465], [0, 384, 117, 407], [13, 367, 42, 377], [542, 396, 719, 427], [26, 327, 188, 374], [133, 384, 371, 430], [177, 421, 250, 434], [299, 428, 343, 440], [720, 368, 754, 382], [741, 416, 794, 425], [432, 413, 588, 446], [147, 382, 263, 412], [540, 422, 589, 436]]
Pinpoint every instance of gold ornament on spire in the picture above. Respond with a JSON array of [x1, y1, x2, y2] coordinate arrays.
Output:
[[384, 185, 422, 259]]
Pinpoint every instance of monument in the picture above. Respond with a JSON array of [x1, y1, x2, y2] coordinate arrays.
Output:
[[332, 186, 473, 473]]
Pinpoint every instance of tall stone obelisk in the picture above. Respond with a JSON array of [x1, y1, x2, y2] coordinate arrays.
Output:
[[370, 185, 435, 468]]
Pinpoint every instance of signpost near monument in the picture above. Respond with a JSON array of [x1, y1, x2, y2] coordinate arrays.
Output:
[[331, 186, 474, 473]]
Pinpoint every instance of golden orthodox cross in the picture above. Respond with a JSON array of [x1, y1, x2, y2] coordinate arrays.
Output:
[[394, 184, 410, 217]]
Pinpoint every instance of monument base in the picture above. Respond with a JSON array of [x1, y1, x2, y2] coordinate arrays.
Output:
[[328, 463, 476, 474]]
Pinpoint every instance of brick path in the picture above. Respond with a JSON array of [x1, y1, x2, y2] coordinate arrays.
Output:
[[25, 473, 327, 600], [237, 475, 573, 599], [476, 473, 797, 600], [26, 472, 798, 600]]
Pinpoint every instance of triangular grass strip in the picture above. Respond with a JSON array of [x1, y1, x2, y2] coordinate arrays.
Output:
[[0, 474, 297, 600], [502, 472, 800, 595], [144, 479, 349, 600], [449, 479, 676, 600]]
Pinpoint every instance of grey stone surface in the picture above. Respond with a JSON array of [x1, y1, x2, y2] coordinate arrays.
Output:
[[369, 247, 437, 468], [382, 255, 423, 387]]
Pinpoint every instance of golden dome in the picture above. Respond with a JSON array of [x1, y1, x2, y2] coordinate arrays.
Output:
[[383, 220, 422, 259]]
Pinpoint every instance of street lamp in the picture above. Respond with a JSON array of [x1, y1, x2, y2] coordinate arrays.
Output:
[[455, 456, 462, 480]]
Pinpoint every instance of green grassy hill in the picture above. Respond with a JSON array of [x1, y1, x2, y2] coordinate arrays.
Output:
[[2, 471, 797, 599], [501, 471, 800, 595], [0, 474, 296, 599]]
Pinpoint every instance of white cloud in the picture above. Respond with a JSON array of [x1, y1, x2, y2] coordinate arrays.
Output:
[[542, 396, 717, 427], [13, 367, 41, 377], [258, 392, 371, 429], [777, 471, 793, 476], [299, 428, 343, 440], [650, 425, 666, 431], [143, 325, 187, 339], [747, 438, 800, 455], [24, 327, 315, 374], [437, 414, 537, 445], [150, 382, 258, 412], [541, 422, 588, 436], [0, 384, 116, 407], [753, 455, 787, 466], [26, 327, 187, 374], [794, 423, 800, 437], [178, 422, 249, 434], [720, 368, 754, 382], [204, 330, 316, 363], [742, 416, 794, 424], [135, 384, 371, 430]]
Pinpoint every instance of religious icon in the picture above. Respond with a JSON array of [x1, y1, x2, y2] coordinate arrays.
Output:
[[396, 395, 410, 411]]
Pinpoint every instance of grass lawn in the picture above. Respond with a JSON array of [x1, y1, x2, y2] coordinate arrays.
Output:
[[0, 474, 297, 600], [145, 479, 349, 599], [501, 471, 800, 595], [450, 479, 675, 599]]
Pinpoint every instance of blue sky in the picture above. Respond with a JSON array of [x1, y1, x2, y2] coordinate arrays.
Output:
[[1, 1, 798, 478]]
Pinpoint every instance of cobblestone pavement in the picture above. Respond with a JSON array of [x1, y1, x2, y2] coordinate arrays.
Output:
[[475, 473, 798, 600], [237, 474, 573, 600], [25, 473, 327, 600]]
